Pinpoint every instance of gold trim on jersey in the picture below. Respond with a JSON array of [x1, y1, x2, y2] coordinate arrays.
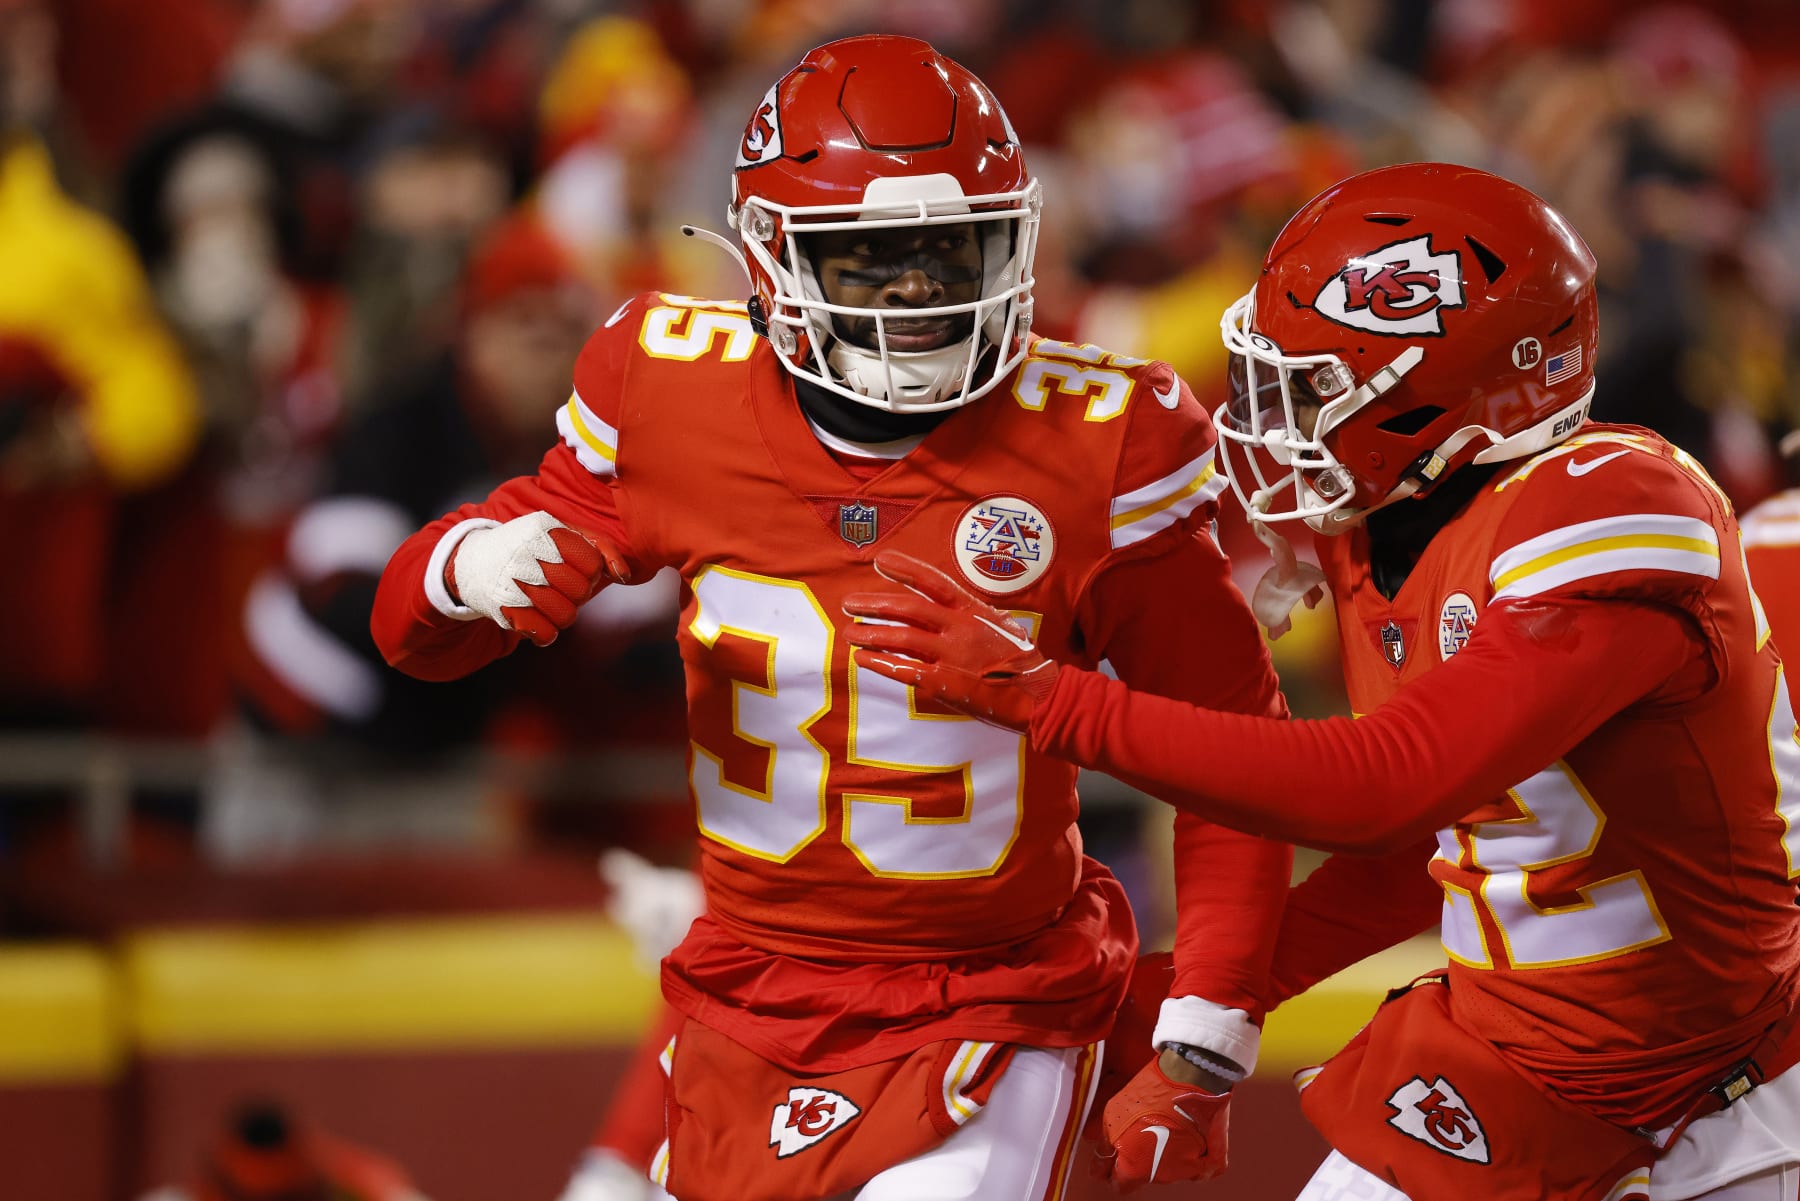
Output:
[[1770, 665, 1800, 881], [557, 390, 618, 477], [1488, 514, 1720, 600], [1740, 544, 1774, 650], [1108, 449, 1224, 549]]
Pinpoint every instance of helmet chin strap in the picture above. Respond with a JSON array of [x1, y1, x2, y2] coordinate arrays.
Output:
[[1369, 381, 1598, 514], [1303, 381, 1597, 536]]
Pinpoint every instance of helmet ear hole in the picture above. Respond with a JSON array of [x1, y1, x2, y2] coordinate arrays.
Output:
[[1464, 236, 1508, 284], [1375, 405, 1448, 436]]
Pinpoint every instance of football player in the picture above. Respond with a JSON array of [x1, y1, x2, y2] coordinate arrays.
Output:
[[844, 163, 1800, 1200], [372, 35, 1293, 1201]]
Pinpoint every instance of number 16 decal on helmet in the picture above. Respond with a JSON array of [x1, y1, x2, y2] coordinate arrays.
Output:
[[1217, 163, 1598, 533]]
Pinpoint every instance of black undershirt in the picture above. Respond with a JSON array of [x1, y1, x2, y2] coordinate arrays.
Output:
[[792, 377, 953, 444], [1364, 462, 1504, 600]]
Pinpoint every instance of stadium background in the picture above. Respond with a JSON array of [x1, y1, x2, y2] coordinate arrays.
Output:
[[1, 0, 1797, 1197]]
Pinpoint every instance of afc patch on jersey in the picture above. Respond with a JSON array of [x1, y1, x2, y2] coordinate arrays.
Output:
[[1386, 1075, 1490, 1164], [1438, 592, 1478, 660], [955, 495, 1055, 595], [770, 1087, 861, 1158]]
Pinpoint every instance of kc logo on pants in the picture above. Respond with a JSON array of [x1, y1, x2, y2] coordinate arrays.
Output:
[[770, 1087, 861, 1158], [1386, 1075, 1490, 1163]]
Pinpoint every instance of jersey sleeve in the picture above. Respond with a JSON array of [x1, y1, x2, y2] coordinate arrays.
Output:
[[1034, 596, 1704, 855], [370, 298, 665, 683], [1077, 483, 1292, 1063], [555, 295, 651, 483], [1099, 362, 1229, 566], [1489, 441, 1729, 615]]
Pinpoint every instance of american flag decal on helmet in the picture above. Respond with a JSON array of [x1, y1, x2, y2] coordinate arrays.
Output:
[[1545, 345, 1582, 386]]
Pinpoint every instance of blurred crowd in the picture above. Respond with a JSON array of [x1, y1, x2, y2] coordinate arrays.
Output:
[[3, 0, 1800, 868]]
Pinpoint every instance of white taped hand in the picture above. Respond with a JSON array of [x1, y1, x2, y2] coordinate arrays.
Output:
[[453, 511, 571, 626], [448, 511, 620, 647]]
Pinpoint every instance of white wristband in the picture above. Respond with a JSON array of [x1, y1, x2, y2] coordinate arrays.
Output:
[[425, 518, 500, 620], [1153, 995, 1262, 1078]]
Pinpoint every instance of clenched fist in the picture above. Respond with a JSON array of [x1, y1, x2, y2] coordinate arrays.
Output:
[[1096, 1056, 1231, 1193], [446, 511, 627, 646]]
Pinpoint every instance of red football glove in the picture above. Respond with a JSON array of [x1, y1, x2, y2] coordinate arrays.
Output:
[[445, 511, 628, 647], [842, 550, 1059, 732], [1096, 1057, 1231, 1193]]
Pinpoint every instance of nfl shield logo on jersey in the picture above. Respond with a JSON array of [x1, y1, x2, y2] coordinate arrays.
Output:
[[1439, 592, 1478, 659], [954, 495, 1056, 595], [1380, 620, 1406, 668], [770, 1087, 860, 1158], [1386, 1075, 1490, 1164], [839, 503, 878, 548]]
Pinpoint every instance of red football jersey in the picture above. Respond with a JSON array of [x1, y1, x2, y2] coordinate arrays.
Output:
[[372, 293, 1289, 1069], [1315, 425, 1800, 1123], [1744, 487, 1800, 665]]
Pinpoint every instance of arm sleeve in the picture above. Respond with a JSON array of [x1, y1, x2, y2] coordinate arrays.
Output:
[[370, 442, 641, 681], [1263, 839, 1446, 1010], [1080, 532, 1292, 1024], [1036, 596, 1705, 855]]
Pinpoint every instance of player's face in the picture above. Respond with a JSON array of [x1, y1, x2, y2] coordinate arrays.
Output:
[[807, 222, 983, 352]]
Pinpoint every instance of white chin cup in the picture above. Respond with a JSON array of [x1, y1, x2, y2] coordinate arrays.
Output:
[[826, 338, 972, 410]]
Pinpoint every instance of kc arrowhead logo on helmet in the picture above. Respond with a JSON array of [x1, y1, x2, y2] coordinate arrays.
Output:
[[1314, 236, 1465, 337], [736, 83, 784, 168]]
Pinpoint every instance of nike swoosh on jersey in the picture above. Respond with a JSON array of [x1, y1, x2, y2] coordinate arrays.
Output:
[[1154, 383, 1179, 409], [1146, 1124, 1171, 1179], [974, 612, 1036, 653], [1567, 449, 1631, 477]]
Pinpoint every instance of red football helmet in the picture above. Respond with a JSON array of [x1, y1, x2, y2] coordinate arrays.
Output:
[[1218, 162, 1598, 531], [727, 34, 1040, 412]]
